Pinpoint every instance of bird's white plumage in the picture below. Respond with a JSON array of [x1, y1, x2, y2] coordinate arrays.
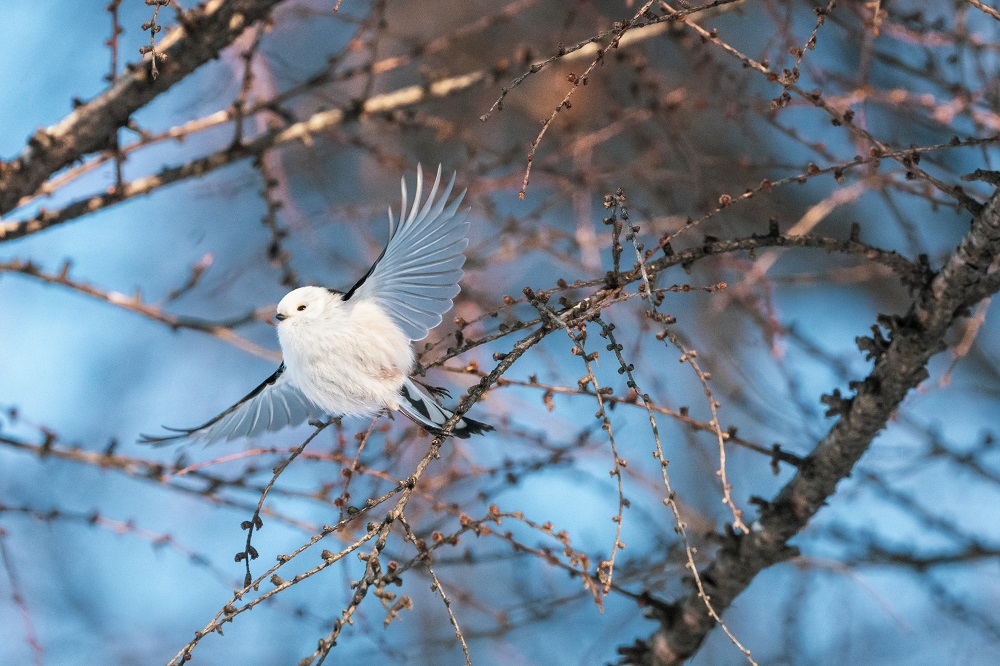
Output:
[[277, 289, 414, 419], [142, 165, 490, 445]]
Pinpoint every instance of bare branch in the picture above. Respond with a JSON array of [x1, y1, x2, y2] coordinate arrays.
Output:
[[621, 188, 1000, 663], [0, 0, 290, 216]]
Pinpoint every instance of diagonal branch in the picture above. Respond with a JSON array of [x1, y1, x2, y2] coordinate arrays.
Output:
[[620, 189, 1000, 664], [0, 258, 276, 360], [0, 0, 290, 216], [0, 69, 487, 244]]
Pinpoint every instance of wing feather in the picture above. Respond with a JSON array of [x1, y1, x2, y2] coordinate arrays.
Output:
[[140, 364, 323, 445], [345, 165, 471, 341]]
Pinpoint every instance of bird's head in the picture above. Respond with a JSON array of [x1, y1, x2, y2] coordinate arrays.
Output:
[[275, 286, 344, 325]]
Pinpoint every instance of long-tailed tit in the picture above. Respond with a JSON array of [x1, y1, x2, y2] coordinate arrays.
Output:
[[142, 165, 492, 444]]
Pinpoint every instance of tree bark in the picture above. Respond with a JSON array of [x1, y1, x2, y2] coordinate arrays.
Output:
[[621, 191, 1000, 664], [0, 0, 290, 216]]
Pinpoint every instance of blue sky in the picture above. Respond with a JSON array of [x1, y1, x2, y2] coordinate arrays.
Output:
[[2, 2, 1000, 665]]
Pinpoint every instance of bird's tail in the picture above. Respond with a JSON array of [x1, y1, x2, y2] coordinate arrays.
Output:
[[398, 378, 493, 439]]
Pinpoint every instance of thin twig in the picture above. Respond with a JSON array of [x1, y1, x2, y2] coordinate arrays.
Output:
[[400, 516, 473, 665]]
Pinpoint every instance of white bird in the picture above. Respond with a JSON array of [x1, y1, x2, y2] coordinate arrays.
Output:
[[142, 165, 492, 444]]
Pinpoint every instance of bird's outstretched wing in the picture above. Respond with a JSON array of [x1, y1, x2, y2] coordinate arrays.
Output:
[[140, 364, 323, 445], [344, 165, 469, 341]]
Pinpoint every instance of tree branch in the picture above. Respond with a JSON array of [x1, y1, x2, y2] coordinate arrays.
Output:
[[620, 189, 1000, 664], [0, 0, 289, 216], [0, 68, 489, 243]]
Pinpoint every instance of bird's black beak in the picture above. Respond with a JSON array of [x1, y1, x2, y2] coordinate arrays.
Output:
[[275, 313, 287, 321]]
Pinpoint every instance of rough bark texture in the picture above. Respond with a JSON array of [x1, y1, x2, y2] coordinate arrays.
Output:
[[620, 191, 1000, 664], [0, 0, 288, 217]]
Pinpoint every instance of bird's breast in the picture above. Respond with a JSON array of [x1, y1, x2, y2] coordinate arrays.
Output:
[[278, 301, 413, 415]]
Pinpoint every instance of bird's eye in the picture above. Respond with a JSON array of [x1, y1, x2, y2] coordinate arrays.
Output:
[[297, 304, 307, 311]]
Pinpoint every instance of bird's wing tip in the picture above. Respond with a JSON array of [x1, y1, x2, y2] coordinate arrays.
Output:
[[138, 433, 180, 446], [138, 424, 199, 446]]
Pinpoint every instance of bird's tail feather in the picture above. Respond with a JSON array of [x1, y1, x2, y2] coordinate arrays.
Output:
[[399, 378, 493, 439]]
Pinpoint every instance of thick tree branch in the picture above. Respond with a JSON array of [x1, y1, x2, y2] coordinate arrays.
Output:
[[621, 189, 1000, 664], [0, 69, 489, 243], [0, 0, 289, 216]]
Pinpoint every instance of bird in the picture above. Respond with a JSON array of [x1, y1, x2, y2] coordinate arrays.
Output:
[[142, 165, 492, 445]]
